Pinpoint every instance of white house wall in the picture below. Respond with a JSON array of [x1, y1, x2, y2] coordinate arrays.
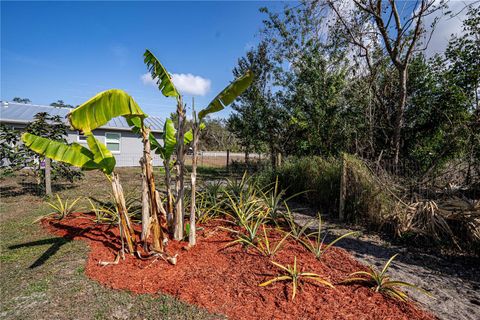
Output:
[[67, 129, 163, 167]]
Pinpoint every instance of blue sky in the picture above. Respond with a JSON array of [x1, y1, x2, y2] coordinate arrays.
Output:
[[1, 1, 283, 119]]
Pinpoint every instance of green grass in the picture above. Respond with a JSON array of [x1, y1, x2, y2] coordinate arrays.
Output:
[[0, 168, 225, 320]]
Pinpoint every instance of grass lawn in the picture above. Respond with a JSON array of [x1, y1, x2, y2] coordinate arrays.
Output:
[[0, 167, 228, 320]]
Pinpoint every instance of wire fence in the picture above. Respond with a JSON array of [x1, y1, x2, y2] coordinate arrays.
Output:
[[112, 151, 265, 168]]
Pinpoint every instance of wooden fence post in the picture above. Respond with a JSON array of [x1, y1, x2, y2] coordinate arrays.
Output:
[[45, 158, 52, 196], [339, 154, 347, 221], [226, 149, 230, 172]]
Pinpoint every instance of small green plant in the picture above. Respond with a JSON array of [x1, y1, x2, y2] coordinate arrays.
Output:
[[281, 203, 312, 240], [253, 225, 290, 257], [37, 194, 81, 221], [259, 256, 334, 300], [342, 254, 432, 301], [88, 198, 118, 224], [223, 190, 264, 227], [224, 209, 267, 248], [300, 214, 357, 260], [259, 176, 306, 223], [196, 181, 225, 223]]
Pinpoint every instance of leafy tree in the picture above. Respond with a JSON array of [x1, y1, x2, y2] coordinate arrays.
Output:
[[199, 117, 240, 151], [0, 113, 83, 187], [12, 97, 31, 104], [50, 100, 74, 108], [228, 42, 286, 166]]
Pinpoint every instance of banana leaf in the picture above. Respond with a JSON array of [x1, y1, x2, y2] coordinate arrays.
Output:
[[21, 133, 99, 170], [68, 89, 146, 133], [198, 70, 254, 120], [85, 132, 116, 174], [144, 49, 179, 98]]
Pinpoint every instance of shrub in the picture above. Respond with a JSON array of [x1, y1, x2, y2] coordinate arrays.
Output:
[[255, 156, 341, 214]]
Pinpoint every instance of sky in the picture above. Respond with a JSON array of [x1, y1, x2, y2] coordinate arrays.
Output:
[[0, 1, 470, 120], [1, 1, 282, 119]]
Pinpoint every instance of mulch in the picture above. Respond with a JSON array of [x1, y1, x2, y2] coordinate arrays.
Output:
[[42, 213, 435, 320]]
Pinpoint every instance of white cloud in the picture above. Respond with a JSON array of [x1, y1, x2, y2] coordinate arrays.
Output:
[[141, 72, 211, 96], [141, 73, 156, 86], [423, 2, 468, 57]]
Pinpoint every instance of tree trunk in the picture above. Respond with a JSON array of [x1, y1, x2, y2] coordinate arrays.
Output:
[[141, 125, 164, 252], [110, 172, 135, 254], [164, 162, 174, 231], [393, 67, 407, 166], [189, 127, 199, 247], [45, 158, 52, 197], [174, 97, 186, 240], [140, 158, 150, 248]]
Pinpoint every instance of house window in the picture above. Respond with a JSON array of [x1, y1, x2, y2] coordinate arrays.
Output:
[[77, 131, 87, 142], [105, 132, 121, 153]]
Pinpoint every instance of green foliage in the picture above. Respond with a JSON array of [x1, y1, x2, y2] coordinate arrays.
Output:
[[343, 254, 432, 302], [281, 203, 312, 241], [143, 49, 179, 98], [68, 89, 146, 133], [1, 113, 83, 184], [259, 256, 334, 301], [36, 194, 81, 221], [21, 133, 110, 173], [199, 70, 254, 120], [12, 97, 31, 104], [196, 181, 224, 223], [88, 193, 142, 224], [259, 177, 306, 223], [300, 214, 357, 260], [251, 225, 290, 257], [256, 156, 341, 213], [50, 100, 74, 108]]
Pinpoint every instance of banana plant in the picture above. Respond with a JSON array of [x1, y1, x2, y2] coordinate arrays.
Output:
[[21, 130, 136, 256], [187, 70, 254, 246], [22, 89, 164, 256], [144, 49, 186, 241], [144, 49, 254, 245]]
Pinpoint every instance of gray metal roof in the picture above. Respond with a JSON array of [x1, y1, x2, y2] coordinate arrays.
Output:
[[0, 101, 164, 132]]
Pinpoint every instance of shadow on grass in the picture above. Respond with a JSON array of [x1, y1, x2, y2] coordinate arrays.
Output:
[[7, 218, 121, 269], [8, 237, 72, 268], [0, 182, 77, 198]]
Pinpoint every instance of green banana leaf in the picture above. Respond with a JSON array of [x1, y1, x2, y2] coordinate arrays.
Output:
[[198, 70, 254, 120], [21, 133, 99, 170], [85, 132, 116, 174], [184, 123, 206, 145], [144, 49, 179, 98], [68, 89, 146, 133], [151, 118, 176, 160]]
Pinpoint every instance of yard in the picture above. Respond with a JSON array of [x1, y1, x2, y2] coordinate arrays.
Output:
[[2, 167, 478, 320], [0, 168, 224, 320]]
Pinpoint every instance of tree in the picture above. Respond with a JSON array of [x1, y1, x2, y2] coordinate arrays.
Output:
[[444, 5, 480, 180], [0, 113, 82, 188], [144, 49, 187, 241], [228, 42, 285, 166], [50, 100, 74, 108], [12, 97, 31, 104], [199, 117, 240, 151], [22, 89, 148, 258], [327, 0, 445, 165]]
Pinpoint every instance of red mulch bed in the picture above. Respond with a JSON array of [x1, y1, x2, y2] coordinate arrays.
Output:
[[42, 213, 435, 320]]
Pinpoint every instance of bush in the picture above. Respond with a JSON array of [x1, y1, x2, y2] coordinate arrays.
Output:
[[255, 156, 341, 215], [255, 154, 397, 226]]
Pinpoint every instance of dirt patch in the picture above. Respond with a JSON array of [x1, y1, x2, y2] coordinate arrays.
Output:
[[42, 213, 434, 320]]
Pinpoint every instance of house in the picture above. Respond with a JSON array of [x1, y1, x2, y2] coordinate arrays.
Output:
[[0, 101, 164, 167]]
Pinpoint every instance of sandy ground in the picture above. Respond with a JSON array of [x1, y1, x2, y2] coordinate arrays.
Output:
[[292, 210, 480, 320]]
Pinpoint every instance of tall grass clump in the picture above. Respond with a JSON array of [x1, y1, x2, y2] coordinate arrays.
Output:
[[255, 156, 341, 215]]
